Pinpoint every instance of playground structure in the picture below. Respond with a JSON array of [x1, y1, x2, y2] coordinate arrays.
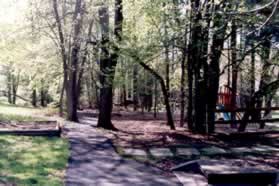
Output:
[[216, 86, 279, 132], [216, 86, 241, 122]]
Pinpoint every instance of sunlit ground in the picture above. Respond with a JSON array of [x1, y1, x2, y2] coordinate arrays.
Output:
[[0, 99, 58, 122], [0, 136, 69, 185], [0, 101, 69, 185]]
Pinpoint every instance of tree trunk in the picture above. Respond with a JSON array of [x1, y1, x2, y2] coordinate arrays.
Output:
[[7, 72, 12, 104], [86, 76, 93, 109], [153, 78, 158, 118], [139, 61, 175, 130], [133, 64, 138, 111], [187, 52, 194, 131], [97, 0, 123, 130], [65, 0, 84, 122], [161, 79, 175, 130], [32, 89, 37, 107], [12, 75, 18, 105], [230, 20, 238, 128], [59, 77, 65, 116], [180, 49, 186, 127], [76, 18, 94, 108], [40, 87, 45, 107], [97, 3, 115, 130], [239, 78, 279, 132], [206, 29, 227, 133], [191, 10, 207, 134]]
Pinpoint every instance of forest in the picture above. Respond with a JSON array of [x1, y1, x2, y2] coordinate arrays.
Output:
[[0, 0, 278, 185]]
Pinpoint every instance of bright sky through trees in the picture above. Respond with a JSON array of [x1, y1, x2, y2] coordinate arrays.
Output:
[[0, 0, 28, 24]]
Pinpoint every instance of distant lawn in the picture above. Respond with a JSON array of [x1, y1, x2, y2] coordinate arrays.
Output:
[[0, 136, 69, 185], [0, 102, 58, 122], [0, 113, 41, 122]]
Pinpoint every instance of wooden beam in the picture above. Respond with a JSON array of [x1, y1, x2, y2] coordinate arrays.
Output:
[[215, 118, 279, 124], [215, 107, 279, 113], [0, 128, 61, 137]]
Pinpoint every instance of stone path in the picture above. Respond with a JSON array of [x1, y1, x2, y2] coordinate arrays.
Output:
[[123, 144, 279, 158], [64, 120, 182, 186]]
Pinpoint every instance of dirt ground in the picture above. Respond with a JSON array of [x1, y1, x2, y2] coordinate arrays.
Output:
[[97, 110, 279, 170]]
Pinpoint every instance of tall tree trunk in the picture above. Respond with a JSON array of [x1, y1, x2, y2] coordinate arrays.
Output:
[[153, 78, 158, 118], [230, 20, 238, 128], [255, 39, 272, 118], [7, 73, 12, 104], [53, 0, 69, 119], [41, 87, 45, 107], [65, 0, 84, 122], [32, 89, 37, 107], [12, 75, 18, 105], [206, 27, 227, 133], [90, 70, 99, 108], [59, 78, 65, 116], [180, 43, 187, 127], [76, 18, 94, 107], [133, 64, 138, 111], [97, 0, 123, 130], [163, 2, 170, 96], [187, 58, 194, 130], [227, 39, 231, 87], [250, 42, 255, 97], [192, 13, 207, 133], [86, 76, 93, 109], [250, 41, 257, 120]]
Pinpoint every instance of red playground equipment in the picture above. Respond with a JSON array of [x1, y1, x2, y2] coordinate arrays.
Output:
[[218, 86, 232, 108], [216, 86, 241, 122]]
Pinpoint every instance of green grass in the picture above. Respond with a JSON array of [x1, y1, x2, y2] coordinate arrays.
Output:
[[0, 103, 50, 122], [0, 102, 69, 185], [0, 113, 41, 122], [0, 135, 69, 185]]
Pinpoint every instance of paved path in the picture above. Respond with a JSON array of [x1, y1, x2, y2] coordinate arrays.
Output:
[[64, 118, 182, 186]]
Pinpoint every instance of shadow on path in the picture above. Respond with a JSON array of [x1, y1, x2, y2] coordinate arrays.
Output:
[[64, 116, 182, 186]]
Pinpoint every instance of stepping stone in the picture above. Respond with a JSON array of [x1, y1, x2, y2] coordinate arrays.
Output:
[[252, 145, 279, 153], [123, 148, 147, 156], [173, 172, 207, 186], [230, 147, 252, 154], [176, 148, 200, 156], [201, 146, 228, 155], [150, 148, 173, 157]]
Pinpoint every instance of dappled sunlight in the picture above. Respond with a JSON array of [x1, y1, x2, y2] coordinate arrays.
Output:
[[0, 136, 69, 185], [0, 0, 278, 185]]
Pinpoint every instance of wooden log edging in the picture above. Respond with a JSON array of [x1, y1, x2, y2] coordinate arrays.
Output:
[[0, 121, 62, 137], [214, 130, 279, 140], [215, 107, 279, 113], [0, 129, 61, 137], [215, 118, 279, 124]]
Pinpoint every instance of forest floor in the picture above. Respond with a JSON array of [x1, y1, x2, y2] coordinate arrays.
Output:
[[0, 102, 278, 185], [78, 109, 279, 173]]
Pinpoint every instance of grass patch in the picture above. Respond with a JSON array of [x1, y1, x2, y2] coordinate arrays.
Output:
[[0, 135, 69, 185], [0, 113, 41, 122], [0, 103, 47, 122]]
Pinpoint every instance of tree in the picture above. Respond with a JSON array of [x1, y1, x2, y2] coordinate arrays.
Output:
[[97, 0, 123, 130]]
